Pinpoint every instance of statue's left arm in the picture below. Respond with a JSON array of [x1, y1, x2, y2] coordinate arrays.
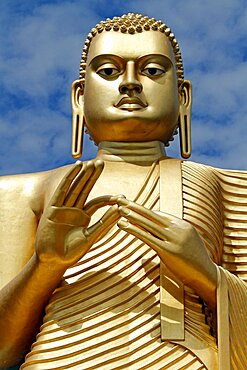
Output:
[[215, 168, 247, 368], [117, 167, 247, 369]]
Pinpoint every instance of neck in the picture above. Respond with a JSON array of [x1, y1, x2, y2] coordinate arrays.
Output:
[[96, 141, 166, 164]]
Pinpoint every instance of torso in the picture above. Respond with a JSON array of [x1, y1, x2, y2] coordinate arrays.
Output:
[[21, 157, 218, 369]]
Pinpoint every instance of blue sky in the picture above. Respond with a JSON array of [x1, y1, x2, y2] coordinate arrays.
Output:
[[1, 0, 247, 175]]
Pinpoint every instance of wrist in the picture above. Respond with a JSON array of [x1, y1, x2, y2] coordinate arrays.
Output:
[[193, 262, 217, 309], [32, 253, 66, 282]]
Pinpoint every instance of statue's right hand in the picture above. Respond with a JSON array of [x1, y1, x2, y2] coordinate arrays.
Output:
[[35, 161, 119, 270]]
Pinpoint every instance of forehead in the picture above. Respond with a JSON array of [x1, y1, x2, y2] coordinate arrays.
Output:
[[86, 30, 175, 64]]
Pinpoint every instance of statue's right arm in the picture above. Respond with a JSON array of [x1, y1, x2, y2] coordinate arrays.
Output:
[[0, 161, 120, 368], [0, 169, 52, 368]]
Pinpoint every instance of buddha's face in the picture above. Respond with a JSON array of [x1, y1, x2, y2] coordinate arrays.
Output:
[[82, 30, 181, 143]]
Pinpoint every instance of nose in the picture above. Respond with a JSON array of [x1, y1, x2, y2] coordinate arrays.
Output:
[[119, 61, 142, 94]]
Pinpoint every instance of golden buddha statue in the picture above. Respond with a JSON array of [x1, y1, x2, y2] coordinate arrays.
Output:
[[0, 13, 247, 370]]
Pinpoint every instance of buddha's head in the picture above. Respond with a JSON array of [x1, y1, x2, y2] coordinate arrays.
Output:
[[71, 13, 192, 158]]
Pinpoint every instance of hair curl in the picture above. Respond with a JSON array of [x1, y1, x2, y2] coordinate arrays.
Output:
[[79, 13, 184, 88]]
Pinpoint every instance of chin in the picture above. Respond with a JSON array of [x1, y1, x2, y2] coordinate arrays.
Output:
[[86, 117, 176, 144]]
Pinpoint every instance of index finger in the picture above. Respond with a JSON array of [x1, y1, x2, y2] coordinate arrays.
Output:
[[48, 164, 82, 207], [84, 194, 126, 216], [64, 160, 104, 208], [117, 199, 176, 227], [75, 160, 104, 208], [119, 207, 167, 240]]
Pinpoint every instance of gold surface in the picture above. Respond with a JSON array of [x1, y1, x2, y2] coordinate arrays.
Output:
[[0, 12, 247, 370], [159, 159, 184, 341]]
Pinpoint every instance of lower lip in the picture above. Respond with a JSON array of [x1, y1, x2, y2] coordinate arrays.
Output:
[[118, 104, 145, 111]]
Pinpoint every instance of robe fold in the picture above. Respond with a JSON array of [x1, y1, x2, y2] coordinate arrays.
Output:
[[21, 160, 247, 369]]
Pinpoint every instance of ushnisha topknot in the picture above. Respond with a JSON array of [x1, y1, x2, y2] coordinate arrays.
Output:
[[79, 13, 184, 88]]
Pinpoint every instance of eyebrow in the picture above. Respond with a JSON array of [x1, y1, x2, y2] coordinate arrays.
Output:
[[88, 53, 174, 67]]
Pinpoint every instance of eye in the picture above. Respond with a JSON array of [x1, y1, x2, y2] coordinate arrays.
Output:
[[144, 68, 163, 76], [96, 64, 120, 78], [141, 64, 166, 77]]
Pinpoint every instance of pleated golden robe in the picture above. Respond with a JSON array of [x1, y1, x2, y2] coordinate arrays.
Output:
[[21, 159, 247, 369]]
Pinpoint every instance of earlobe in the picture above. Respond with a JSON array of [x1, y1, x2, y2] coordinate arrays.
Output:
[[71, 80, 85, 159], [178, 80, 192, 159]]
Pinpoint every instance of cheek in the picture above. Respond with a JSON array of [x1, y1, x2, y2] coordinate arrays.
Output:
[[84, 82, 117, 112], [153, 91, 179, 119]]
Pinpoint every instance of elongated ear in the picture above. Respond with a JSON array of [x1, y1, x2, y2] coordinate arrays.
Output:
[[71, 80, 85, 159], [178, 80, 192, 159]]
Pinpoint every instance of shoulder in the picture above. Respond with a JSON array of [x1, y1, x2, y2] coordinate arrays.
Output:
[[181, 160, 247, 191], [0, 163, 80, 216], [182, 160, 247, 175], [180, 160, 216, 180]]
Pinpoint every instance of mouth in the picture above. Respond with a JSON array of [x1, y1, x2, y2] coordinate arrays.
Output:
[[114, 97, 148, 111]]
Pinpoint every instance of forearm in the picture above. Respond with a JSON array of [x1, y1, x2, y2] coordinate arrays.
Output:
[[0, 253, 65, 367], [186, 261, 217, 310]]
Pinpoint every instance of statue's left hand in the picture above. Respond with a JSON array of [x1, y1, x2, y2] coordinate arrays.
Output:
[[117, 199, 217, 308]]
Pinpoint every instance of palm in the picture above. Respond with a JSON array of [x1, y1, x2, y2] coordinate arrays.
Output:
[[36, 160, 120, 268]]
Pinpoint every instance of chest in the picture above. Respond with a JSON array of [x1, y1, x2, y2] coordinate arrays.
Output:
[[89, 162, 154, 199], [88, 161, 159, 223]]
